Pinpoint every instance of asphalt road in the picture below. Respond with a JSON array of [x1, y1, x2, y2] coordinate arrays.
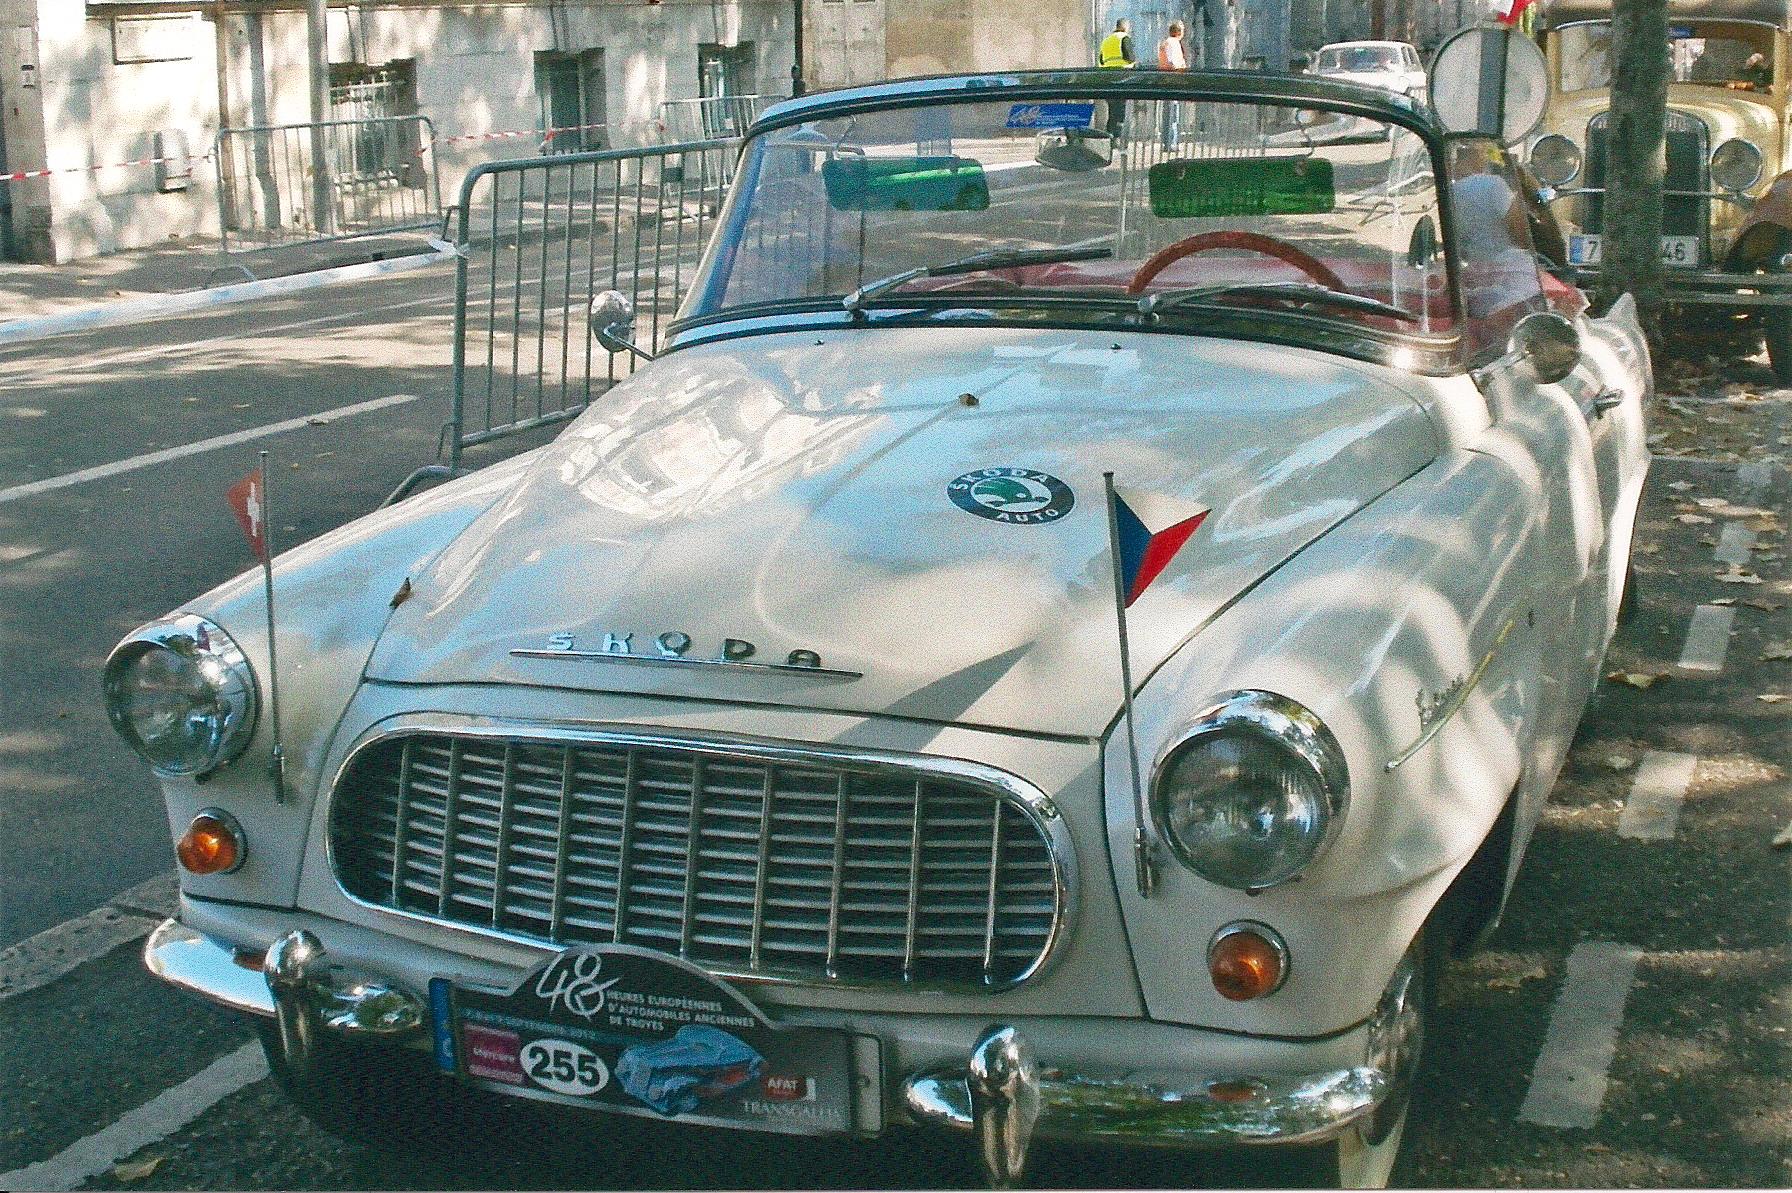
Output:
[[0, 265, 1787, 1190]]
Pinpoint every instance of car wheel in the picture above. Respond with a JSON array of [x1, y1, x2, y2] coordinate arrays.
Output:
[[255, 1020, 484, 1148], [1269, 930, 1432, 1189]]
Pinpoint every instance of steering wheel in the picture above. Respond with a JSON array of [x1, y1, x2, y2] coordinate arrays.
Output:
[[1125, 231, 1347, 296]]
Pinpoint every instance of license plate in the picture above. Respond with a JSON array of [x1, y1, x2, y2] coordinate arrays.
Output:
[[431, 945, 862, 1136], [1569, 234, 1700, 267]]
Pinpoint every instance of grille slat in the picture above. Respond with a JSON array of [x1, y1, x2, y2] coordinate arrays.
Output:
[[331, 733, 1061, 988]]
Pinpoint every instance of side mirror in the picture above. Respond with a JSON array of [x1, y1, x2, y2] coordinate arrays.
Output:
[[1428, 26, 1547, 145], [1406, 215, 1439, 268], [589, 290, 654, 361], [1510, 311, 1580, 385]]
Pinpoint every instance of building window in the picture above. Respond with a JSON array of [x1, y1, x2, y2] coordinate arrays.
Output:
[[326, 60, 421, 185], [534, 50, 607, 153]]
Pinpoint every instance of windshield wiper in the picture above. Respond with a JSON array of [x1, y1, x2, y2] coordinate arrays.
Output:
[[1139, 282, 1419, 324], [843, 245, 1113, 315]]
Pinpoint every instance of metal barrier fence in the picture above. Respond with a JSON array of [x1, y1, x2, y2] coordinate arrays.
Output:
[[391, 137, 740, 500], [216, 115, 442, 254], [659, 95, 763, 144]]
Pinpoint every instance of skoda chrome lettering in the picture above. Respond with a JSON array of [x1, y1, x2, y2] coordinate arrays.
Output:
[[511, 629, 862, 680]]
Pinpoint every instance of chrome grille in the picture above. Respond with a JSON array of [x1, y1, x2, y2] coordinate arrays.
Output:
[[328, 732, 1063, 988], [1582, 110, 1710, 247]]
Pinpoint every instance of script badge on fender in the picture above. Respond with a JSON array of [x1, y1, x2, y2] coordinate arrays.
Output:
[[948, 467, 1075, 525]]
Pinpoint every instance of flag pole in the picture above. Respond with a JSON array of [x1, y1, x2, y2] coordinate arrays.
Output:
[[1102, 472, 1156, 899], [257, 450, 287, 803]]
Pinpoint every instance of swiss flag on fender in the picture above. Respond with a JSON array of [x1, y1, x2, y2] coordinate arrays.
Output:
[[227, 468, 268, 562]]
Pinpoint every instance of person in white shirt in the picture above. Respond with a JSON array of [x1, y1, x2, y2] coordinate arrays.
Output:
[[1157, 22, 1188, 149]]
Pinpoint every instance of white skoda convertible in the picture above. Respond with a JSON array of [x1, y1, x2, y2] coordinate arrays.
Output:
[[109, 70, 1649, 1187]]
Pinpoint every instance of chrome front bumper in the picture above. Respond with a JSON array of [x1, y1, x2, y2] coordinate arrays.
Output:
[[144, 918, 424, 1080], [147, 920, 1387, 1186], [904, 1025, 1388, 1185]]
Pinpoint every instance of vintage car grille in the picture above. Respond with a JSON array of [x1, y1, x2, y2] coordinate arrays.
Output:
[[1582, 110, 1709, 246], [328, 732, 1062, 988]]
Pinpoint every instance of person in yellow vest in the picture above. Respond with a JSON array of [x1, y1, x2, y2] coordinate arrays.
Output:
[[1099, 18, 1136, 139]]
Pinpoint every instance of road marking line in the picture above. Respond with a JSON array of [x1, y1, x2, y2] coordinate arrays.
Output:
[[1714, 522, 1757, 567], [0, 871, 179, 1001], [1618, 750, 1698, 840], [1676, 604, 1736, 673], [0, 906, 158, 1000], [1518, 940, 1641, 1129], [0, 392, 422, 506], [0, 1041, 267, 1191]]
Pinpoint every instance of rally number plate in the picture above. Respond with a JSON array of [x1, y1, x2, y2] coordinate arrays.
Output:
[[1569, 234, 1700, 268], [432, 945, 861, 1136]]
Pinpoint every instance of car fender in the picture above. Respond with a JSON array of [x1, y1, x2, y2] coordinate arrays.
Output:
[[152, 453, 538, 910], [1730, 169, 1792, 265], [1106, 448, 1552, 1034]]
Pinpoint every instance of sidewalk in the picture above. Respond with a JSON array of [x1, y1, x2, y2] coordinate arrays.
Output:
[[0, 227, 446, 324]]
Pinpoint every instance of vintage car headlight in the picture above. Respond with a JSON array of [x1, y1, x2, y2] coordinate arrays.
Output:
[[103, 614, 258, 776], [1528, 134, 1582, 187], [1711, 138, 1764, 192], [1151, 691, 1348, 891]]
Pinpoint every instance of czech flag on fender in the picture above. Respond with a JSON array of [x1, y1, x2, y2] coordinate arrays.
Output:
[[1108, 486, 1209, 608]]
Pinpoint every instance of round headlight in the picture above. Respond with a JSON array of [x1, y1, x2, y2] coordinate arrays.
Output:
[[1528, 134, 1582, 188], [1151, 691, 1348, 891], [1711, 138, 1764, 192], [103, 615, 258, 776]]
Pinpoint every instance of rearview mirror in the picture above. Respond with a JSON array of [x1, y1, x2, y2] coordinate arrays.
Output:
[[1510, 311, 1580, 385], [1034, 128, 1114, 173], [589, 290, 653, 361], [1428, 26, 1547, 145]]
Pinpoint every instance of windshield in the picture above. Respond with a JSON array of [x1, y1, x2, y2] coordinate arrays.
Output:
[[1317, 46, 1403, 72], [682, 92, 1456, 347], [1560, 21, 1776, 92]]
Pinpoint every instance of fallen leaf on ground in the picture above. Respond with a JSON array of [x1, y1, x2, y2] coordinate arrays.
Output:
[[1639, 543, 1663, 555], [1667, 481, 1695, 491], [1606, 670, 1666, 689], [1694, 497, 1729, 508], [1700, 535, 1719, 547], [1762, 643, 1792, 661], [1743, 598, 1785, 611], [1488, 965, 1548, 991], [1601, 753, 1635, 771], [1713, 597, 1737, 606], [1675, 513, 1714, 524], [1584, 1142, 1613, 1154], [1717, 569, 1764, 584], [1773, 821, 1792, 850], [1757, 693, 1791, 703], [113, 1156, 164, 1182]]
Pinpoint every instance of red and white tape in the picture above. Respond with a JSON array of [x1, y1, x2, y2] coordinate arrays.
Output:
[[420, 120, 611, 154], [1, 150, 214, 184]]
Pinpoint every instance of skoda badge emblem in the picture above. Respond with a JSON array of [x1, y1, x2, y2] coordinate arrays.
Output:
[[948, 467, 1074, 525]]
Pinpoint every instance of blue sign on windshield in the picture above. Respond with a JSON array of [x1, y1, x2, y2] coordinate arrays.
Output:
[[1006, 102, 1096, 130]]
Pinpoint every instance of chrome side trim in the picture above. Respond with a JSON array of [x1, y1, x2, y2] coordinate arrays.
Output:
[[322, 715, 1076, 994], [1384, 614, 1517, 772]]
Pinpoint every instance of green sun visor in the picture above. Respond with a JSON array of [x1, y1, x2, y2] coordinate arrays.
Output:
[[1148, 156, 1336, 219], [823, 156, 991, 212]]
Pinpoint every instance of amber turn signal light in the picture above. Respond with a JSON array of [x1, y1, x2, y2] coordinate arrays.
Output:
[[1208, 922, 1289, 1001], [176, 810, 245, 875]]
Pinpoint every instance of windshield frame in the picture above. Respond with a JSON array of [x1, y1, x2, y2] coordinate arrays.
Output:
[[667, 71, 1471, 372]]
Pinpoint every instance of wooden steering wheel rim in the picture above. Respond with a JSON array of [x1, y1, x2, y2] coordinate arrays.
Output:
[[1125, 230, 1347, 296]]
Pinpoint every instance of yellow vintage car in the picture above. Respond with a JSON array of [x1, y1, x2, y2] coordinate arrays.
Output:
[[1531, 0, 1792, 376]]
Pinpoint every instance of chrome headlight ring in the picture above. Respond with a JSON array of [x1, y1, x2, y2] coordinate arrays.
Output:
[[1528, 133, 1582, 188], [103, 614, 259, 777], [1150, 691, 1349, 892], [1711, 138, 1764, 193]]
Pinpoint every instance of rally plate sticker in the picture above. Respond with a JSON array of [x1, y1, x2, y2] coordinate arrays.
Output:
[[433, 945, 858, 1136]]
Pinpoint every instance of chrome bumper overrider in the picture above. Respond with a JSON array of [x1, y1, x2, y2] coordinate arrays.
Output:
[[143, 918, 425, 1078], [147, 922, 1384, 1187], [903, 1026, 1390, 1186]]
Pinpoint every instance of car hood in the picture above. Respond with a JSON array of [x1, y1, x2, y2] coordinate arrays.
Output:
[[365, 327, 1438, 737], [1543, 86, 1781, 169]]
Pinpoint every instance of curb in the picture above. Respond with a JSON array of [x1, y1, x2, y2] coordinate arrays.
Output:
[[0, 245, 458, 348]]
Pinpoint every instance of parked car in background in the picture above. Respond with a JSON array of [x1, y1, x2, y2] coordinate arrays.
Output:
[[1530, 0, 1792, 378], [116, 69, 1649, 1190], [1308, 41, 1429, 99]]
